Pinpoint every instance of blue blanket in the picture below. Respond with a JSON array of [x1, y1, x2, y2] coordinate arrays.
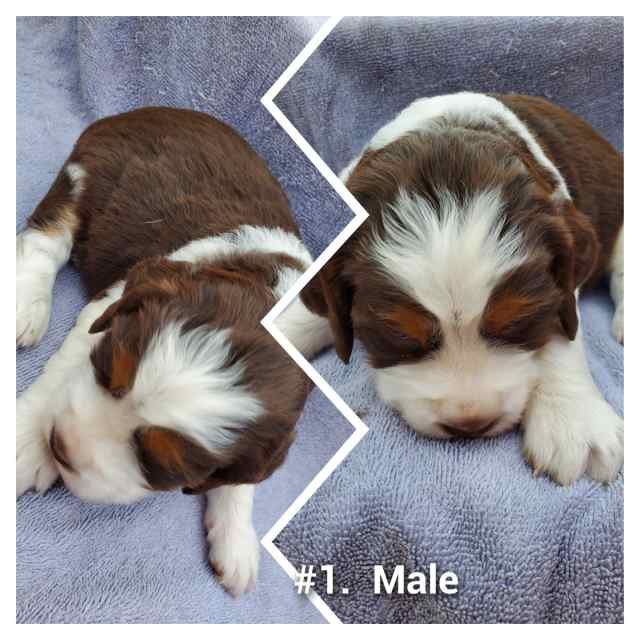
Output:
[[274, 16, 624, 623], [16, 17, 355, 623]]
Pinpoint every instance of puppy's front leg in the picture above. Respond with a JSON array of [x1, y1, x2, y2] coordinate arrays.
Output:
[[205, 484, 260, 597], [16, 287, 122, 496], [522, 328, 623, 486]]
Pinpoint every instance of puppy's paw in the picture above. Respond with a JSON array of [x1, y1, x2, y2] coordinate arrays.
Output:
[[586, 413, 624, 484], [16, 231, 60, 347], [612, 304, 624, 344], [16, 399, 58, 496], [523, 391, 623, 486], [207, 522, 260, 597], [16, 283, 52, 347]]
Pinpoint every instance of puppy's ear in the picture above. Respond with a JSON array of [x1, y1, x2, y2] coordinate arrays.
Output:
[[89, 284, 175, 334], [89, 258, 189, 334], [541, 207, 599, 340], [302, 250, 355, 363], [183, 428, 296, 494], [90, 333, 138, 398], [133, 426, 220, 491], [564, 206, 599, 288]]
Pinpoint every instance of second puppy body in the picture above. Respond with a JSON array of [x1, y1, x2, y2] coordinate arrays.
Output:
[[299, 92, 624, 486], [16, 107, 330, 596]]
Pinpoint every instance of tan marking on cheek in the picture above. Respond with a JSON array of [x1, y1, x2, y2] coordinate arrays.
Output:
[[381, 305, 434, 346]]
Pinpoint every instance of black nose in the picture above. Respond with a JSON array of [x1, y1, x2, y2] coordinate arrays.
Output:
[[438, 418, 498, 438]]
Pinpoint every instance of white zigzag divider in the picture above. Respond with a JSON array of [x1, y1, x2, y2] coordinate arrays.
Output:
[[260, 16, 370, 625]]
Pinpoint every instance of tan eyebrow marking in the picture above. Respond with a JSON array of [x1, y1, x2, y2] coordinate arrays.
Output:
[[380, 304, 436, 347], [483, 293, 539, 335]]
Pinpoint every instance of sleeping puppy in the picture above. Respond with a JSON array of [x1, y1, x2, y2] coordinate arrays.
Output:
[[299, 92, 623, 486], [16, 107, 330, 596]]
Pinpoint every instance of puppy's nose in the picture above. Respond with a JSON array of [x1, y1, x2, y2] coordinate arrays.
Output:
[[439, 417, 498, 438]]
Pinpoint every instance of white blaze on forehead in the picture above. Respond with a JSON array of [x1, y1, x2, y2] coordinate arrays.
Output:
[[131, 322, 264, 453], [371, 189, 527, 323]]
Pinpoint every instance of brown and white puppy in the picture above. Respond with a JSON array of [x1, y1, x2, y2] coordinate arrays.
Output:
[[16, 107, 330, 596], [301, 92, 623, 486]]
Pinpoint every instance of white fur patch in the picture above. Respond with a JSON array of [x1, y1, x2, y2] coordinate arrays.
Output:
[[169, 224, 312, 273], [205, 484, 259, 596], [133, 322, 264, 452], [371, 189, 526, 323], [345, 92, 570, 202], [16, 227, 73, 346], [16, 286, 128, 500], [341, 92, 570, 203], [274, 295, 333, 359], [272, 265, 333, 360], [523, 329, 623, 485], [66, 162, 87, 198]]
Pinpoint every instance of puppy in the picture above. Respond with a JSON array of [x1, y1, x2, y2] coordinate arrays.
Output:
[[299, 92, 623, 486], [16, 107, 330, 596]]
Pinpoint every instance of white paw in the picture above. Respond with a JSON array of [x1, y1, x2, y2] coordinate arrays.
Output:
[[16, 276, 53, 347], [16, 397, 58, 496], [612, 304, 624, 344], [16, 229, 65, 347], [523, 390, 623, 486], [207, 521, 260, 597]]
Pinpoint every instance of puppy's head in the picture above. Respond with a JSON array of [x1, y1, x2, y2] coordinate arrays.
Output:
[[314, 132, 598, 438], [49, 257, 308, 503]]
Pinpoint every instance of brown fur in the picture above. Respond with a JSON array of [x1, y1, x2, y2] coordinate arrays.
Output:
[[349, 269, 442, 369], [381, 305, 437, 346], [25, 107, 310, 493], [133, 427, 221, 491], [28, 107, 299, 297], [480, 260, 564, 350], [496, 94, 622, 287], [304, 94, 622, 362]]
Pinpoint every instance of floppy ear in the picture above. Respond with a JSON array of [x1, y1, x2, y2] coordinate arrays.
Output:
[[88, 284, 174, 334], [183, 428, 296, 494], [542, 207, 599, 340], [133, 426, 220, 491], [302, 251, 355, 363], [565, 206, 599, 288], [89, 258, 190, 334]]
